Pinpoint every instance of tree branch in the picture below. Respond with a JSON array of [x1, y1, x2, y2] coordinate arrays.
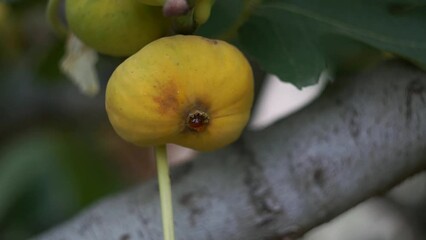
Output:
[[34, 60, 426, 240]]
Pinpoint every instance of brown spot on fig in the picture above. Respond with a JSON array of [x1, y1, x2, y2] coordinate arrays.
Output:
[[153, 81, 179, 114]]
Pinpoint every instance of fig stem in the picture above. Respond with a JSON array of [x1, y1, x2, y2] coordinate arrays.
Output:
[[46, 0, 68, 37], [155, 145, 175, 240]]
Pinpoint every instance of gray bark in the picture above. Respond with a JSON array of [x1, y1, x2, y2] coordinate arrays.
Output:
[[35, 60, 426, 240]]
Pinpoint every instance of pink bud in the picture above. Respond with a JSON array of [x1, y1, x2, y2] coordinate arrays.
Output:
[[163, 0, 189, 17]]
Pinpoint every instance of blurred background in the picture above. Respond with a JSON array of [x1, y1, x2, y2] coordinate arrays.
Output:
[[1, 1, 426, 240], [0, 1, 163, 238]]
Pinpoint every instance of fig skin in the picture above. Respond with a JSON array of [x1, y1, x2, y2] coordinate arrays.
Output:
[[65, 0, 169, 57], [138, 0, 165, 6], [194, 0, 214, 26], [106, 35, 254, 151]]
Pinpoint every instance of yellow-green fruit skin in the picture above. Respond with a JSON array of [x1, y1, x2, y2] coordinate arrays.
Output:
[[106, 35, 254, 151], [66, 0, 169, 57], [194, 0, 214, 26], [138, 0, 165, 6]]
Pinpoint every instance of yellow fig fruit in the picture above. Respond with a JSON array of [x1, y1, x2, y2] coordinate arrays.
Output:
[[106, 35, 254, 151], [65, 0, 170, 57]]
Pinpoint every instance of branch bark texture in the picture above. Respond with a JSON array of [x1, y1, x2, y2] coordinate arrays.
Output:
[[35, 61, 426, 240]]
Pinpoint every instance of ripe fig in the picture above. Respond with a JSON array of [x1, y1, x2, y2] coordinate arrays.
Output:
[[106, 35, 254, 151], [65, 0, 170, 57]]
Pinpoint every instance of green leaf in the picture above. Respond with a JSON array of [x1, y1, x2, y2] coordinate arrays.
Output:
[[239, 13, 326, 88], [196, 0, 245, 38], [318, 35, 384, 75], [238, 0, 426, 87]]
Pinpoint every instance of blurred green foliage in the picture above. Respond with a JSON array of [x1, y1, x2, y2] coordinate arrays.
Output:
[[0, 131, 122, 240], [0, 1, 128, 239]]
